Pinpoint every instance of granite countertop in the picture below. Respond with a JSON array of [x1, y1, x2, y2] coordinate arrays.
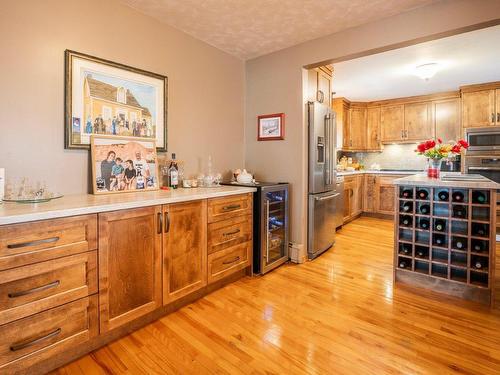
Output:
[[0, 186, 256, 225], [337, 170, 422, 176], [393, 174, 499, 189]]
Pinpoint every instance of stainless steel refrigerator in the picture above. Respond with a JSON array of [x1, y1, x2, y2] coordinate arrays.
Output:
[[307, 101, 338, 259]]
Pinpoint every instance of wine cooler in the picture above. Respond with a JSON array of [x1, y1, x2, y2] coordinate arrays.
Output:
[[223, 182, 289, 274]]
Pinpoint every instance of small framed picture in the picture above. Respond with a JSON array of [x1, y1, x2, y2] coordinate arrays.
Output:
[[257, 113, 285, 141], [90, 135, 159, 194]]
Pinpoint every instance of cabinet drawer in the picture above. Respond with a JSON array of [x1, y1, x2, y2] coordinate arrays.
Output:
[[208, 241, 251, 284], [0, 215, 97, 271], [0, 251, 97, 325], [208, 215, 252, 254], [208, 194, 252, 223], [0, 295, 98, 372]]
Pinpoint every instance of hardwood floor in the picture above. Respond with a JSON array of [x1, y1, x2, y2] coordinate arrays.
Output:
[[52, 217, 500, 375]]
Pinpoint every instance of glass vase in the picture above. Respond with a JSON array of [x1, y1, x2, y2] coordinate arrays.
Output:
[[427, 158, 442, 178]]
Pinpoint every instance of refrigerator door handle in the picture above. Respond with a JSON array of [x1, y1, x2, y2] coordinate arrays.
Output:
[[315, 192, 339, 201], [324, 114, 331, 186], [265, 199, 270, 263]]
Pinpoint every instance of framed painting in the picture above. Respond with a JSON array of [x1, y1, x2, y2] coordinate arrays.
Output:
[[257, 113, 285, 141], [90, 135, 159, 195], [65, 50, 168, 151]]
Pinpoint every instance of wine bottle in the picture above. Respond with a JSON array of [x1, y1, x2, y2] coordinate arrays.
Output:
[[434, 219, 445, 231], [400, 244, 411, 255], [472, 191, 486, 204], [453, 238, 466, 250], [472, 239, 486, 253], [419, 204, 430, 215], [474, 259, 486, 269], [417, 189, 428, 200], [416, 248, 427, 257], [419, 218, 430, 229], [437, 190, 449, 201], [401, 189, 413, 198], [472, 223, 487, 237], [452, 205, 466, 218], [401, 216, 412, 227], [452, 191, 464, 202], [401, 202, 413, 213], [434, 234, 446, 246], [168, 153, 179, 189], [399, 260, 410, 269]]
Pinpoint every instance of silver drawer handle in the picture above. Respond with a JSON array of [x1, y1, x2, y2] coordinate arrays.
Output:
[[222, 204, 241, 212], [8, 280, 60, 298], [10, 328, 61, 352], [223, 229, 241, 237], [315, 193, 339, 201], [7, 236, 60, 249], [222, 256, 240, 265]]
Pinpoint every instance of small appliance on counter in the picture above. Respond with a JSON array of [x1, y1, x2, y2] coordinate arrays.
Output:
[[222, 181, 289, 274]]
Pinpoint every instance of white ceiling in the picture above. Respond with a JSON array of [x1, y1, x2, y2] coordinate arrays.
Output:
[[332, 25, 500, 102], [119, 0, 438, 60]]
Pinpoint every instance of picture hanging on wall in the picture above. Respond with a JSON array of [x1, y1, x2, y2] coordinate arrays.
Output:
[[257, 113, 285, 141], [90, 135, 159, 195], [65, 50, 168, 151]]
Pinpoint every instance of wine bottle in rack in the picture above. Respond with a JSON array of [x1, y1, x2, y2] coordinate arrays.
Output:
[[419, 204, 430, 215], [434, 219, 446, 232], [417, 189, 428, 200], [416, 247, 427, 258], [472, 223, 487, 237], [437, 190, 449, 201], [452, 191, 465, 202], [452, 238, 466, 250], [401, 202, 413, 213], [401, 189, 413, 199], [472, 239, 487, 253], [434, 234, 446, 246], [472, 191, 486, 204], [419, 218, 430, 229], [401, 216, 412, 227], [400, 243, 411, 255], [452, 205, 466, 218], [474, 259, 486, 270], [399, 259, 410, 269]]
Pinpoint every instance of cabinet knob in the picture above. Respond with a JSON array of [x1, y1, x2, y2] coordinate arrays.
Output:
[[497, 113, 500, 123], [492, 113, 496, 124]]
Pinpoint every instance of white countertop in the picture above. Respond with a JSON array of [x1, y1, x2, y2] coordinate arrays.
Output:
[[393, 174, 499, 189], [337, 170, 421, 176], [0, 186, 256, 225]]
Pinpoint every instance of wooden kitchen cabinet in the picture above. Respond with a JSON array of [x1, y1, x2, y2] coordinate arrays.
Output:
[[349, 106, 367, 150], [343, 175, 363, 223], [363, 174, 377, 213], [374, 175, 406, 215], [333, 98, 351, 149], [405, 102, 433, 141], [461, 89, 496, 128], [434, 98, 460, 142], [307, 65, 333, 105], [98, 206, 162, 333], [163, 200, 207, 304], [366, 107, 382, 150], [380, 105, 404, 142]]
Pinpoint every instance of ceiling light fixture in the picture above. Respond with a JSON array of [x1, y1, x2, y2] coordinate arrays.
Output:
[[414, 63, 439, 80]]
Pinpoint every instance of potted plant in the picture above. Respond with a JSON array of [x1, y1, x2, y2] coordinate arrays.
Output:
[[415, 138, 469, 178]]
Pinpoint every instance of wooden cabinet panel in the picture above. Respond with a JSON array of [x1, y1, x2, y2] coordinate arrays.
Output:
[[163, 200, 207, 304], [381, 105, 404, 142], [366, 107, 381, 150], [375, 175, 406, 215], [317, 69, 331, 105], [208, 194, 252, 223], [207, 241, 251, 284], [0, 251, 97, 325], [343, 175, 363, 222], [98, 207, 162, 333], [0, 215, 97, 271], [208, 215, 252, 254], [342, 103, 351, 149], [496, 89, 500, 125], [0, 296, 97, 372], [434, 98, 460, 142], [343, 178, 354, 222], [349, 107, 367, 150], [363, 174, 377, 213], [405, 102, 433, 141], [462, 90, 495, 128]]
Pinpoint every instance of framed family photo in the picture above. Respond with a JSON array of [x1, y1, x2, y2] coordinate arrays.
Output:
[[65, 50, 168, 151], [257, 113, 285, 141], [91, 135, 159, 195]]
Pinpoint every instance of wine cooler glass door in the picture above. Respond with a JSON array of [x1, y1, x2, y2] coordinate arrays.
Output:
[[262, 188, 289, 273]]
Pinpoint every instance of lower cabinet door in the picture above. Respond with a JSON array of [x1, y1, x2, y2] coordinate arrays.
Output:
[[0, 295, 98, 373], [163, 200, 207, 304], [98, 206, 162, 333], [208, 242, 251, 284]]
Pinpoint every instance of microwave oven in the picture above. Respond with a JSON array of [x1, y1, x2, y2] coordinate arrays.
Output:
[[465, 126, 500, 153]]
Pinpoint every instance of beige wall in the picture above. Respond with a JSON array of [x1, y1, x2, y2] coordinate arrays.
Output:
[[245, 0, 500, 246], [0, 0, 245, 194]]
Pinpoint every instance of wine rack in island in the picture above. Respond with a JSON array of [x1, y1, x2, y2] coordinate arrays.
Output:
[[395, 184, 496, 305]]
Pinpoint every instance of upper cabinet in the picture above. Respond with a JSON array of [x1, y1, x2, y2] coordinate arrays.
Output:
[[307, 65, 333, 105], [434, 98, 460, 141], [461, 82, 500, 128], [380, 105, 404, 142], [332, 98, 350, 150], [349, 105, 367, 150], [404, 102, 433, 141]]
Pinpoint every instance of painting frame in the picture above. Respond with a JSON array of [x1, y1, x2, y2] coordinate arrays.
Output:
[[90, 135, 160, 195], [257, 113, 285, 141], [65, 49, 168, 151]]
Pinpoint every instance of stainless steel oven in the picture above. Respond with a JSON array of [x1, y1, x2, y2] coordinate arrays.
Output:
[[466, 126, 500, 153], [464, 155, 500, 184]]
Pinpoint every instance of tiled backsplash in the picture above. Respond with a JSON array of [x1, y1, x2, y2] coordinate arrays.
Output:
[[340, 144, 427, 170]]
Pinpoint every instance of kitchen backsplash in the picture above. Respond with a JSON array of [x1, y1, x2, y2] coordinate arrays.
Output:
[[340, 144, 427, 170]]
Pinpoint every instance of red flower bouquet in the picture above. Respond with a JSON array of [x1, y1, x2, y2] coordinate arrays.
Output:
[[415, 138, 469, 178]]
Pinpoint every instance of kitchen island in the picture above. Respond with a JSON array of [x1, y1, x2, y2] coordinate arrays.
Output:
[[393, 174, 498, 305]]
